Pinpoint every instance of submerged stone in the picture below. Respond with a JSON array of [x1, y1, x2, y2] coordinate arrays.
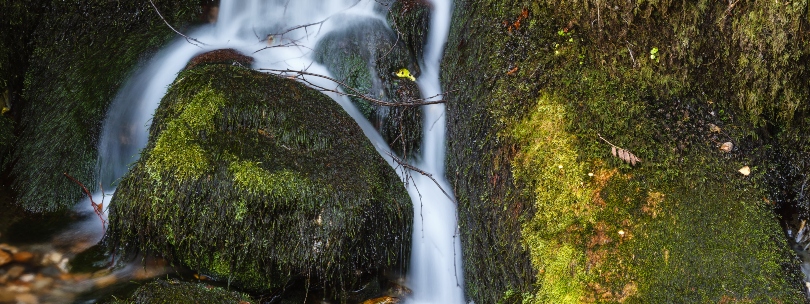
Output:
[[108, 61, 412, 300]]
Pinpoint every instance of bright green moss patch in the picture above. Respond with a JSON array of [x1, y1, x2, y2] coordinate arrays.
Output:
[[145, 87, 225, 181], [146, 124, 210, 181], [229, 160, 322, 203], [511, 94, 591, 303]]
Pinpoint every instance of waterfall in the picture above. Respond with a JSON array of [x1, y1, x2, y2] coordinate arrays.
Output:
[[407, 0, 465, 303], [93, 0, 462, 302]]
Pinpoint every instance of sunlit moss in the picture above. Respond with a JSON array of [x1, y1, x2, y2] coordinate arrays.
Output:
[[145, 87, 225, 181]]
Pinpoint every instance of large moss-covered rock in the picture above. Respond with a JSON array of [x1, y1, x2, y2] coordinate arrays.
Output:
[[107, 280, 254, 304], [2, 0, 199, 212], [439, 0, 809, 302], [314, 16, 422, 157], [107, 62, 412, 301]]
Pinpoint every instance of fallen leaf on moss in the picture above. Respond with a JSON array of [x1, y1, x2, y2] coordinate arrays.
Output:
[[612, 146, 641, 166], [738, 166, 750, 176], [720, 142, 733, 152]]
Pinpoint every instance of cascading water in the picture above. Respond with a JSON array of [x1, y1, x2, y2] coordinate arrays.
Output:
[[93, 0, 462, 302], [406, 0, 465, 303]]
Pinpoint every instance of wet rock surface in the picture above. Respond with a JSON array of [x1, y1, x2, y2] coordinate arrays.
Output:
[[314, 17, 423, 157], [108, 61, 412, 301]]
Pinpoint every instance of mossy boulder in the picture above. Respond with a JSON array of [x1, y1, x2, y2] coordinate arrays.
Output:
[[107, 61, 412, 300], [2, 0, 199, 212], [314, 17, 422, 157], [439, 0, 810, 302], [107, 280, 254, 304]]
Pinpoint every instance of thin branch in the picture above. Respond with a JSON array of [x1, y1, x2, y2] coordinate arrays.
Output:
[[149, 0, 207, 47], [64, 172, 107, 231], [259, 68, 450, 107], [626, 41, 637, 67], [385, 151, 457, 205]]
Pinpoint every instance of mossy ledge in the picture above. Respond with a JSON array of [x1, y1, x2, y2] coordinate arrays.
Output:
[[108, 62, 412, 301], [440, 0, 809, 302]]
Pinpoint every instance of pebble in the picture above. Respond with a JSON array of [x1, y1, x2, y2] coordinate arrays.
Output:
[[41, 252, 62, 266], [31, 277, 53, 291], [6, 265, 25, 280], [0, 244, 17, 254], [15, 293, 39, 304], [13, 251, 34, 263], [0, 250, 10, 266], [19, 273, 36, 283], [40, 266, 62, 278]]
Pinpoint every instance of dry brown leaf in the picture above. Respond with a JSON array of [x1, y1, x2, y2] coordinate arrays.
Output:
[[709, 123, 722, 133], [738, 166, 750, 176], [612, 147, 641, 166], [720, 142, 733, 152]]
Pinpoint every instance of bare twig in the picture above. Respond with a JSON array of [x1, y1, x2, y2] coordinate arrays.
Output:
[[64, 173, 107, 231], [259, 68, 451, 107], [149, 0, 207, 47], [718, 0, 741, 23], [626, 41, 637, 67], [385, 151, 457, 205]]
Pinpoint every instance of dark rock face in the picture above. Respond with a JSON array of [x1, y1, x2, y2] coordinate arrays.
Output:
[[1, 0, 200, 212], [107, 62, 412, 301], [438, 0, 809, 303]]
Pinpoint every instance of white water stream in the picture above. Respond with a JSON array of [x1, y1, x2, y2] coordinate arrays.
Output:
[[91, 0, 463, 302]]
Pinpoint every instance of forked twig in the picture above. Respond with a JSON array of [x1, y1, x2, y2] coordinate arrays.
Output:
[[260, 68, 450, 107], [385, 151, 457, 204], [63, 172, 107, 231], [149, 0, 207, 47]]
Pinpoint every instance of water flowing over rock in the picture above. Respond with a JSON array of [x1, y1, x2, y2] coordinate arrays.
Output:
[[107, 60, 412, 300], [314, 17, 423, 157]]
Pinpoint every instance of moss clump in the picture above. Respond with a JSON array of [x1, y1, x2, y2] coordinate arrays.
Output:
[[108, 63, 412, 302], [439, 0, 809, 302], [146, 87, 225, 181], [3, 0, 199, 212], [107, 279, 254, 304]]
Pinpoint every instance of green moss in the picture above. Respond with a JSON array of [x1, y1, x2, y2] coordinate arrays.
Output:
[[229, 160, 320, 199], [4, 0, 200, 212], [108, 279, 254, 304], [146, 87, 225, 181], [440, 0, 809, 302], [109, 64, 412, 301]]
